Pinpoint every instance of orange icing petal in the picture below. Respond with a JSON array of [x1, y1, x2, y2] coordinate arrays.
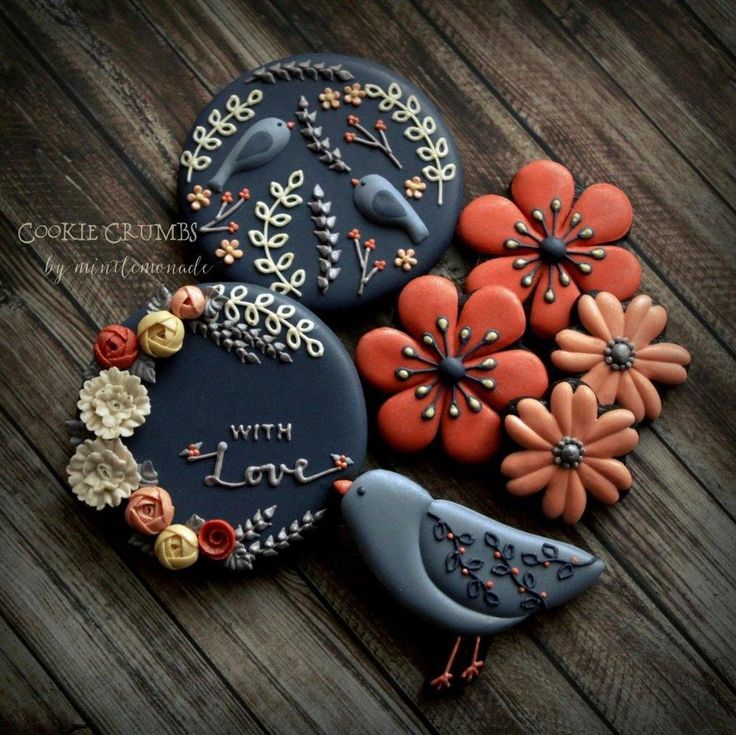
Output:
[[585, 456, 633, 489], [593, 292, 625, 337], [466, 255, 540, 302], [377, 386, 445, 453], [570, 383, 600, 442], [564, 182, 633, 246], [501, 450, 554, 478], [634, 359, 688, 385], [441, 399, 502, 463], [506, 463, 558, 497], [630, 369, 662, 420], [568, 246, 641, 301], [552, 350, 604, 373], [578, 294, 612, 341], [577, 463, 621, 505], [585, 427, 639, 458], [555, 330, 607, 354], [458, 286, 527, 354], [468, 349, 548, 412], [541, 469, 569, 519], [457, 195, 532, 255], [516, 398, 561, 445], [631, 304, 667, 348], [582, 361, 620, 405], [623, 294, 653, 339], [398, 276, 459, 353], [510, 160, 575, 231], [586, 409, 636, 444], [636, 342, 691, 366], [355, 328, 429, 392], [550, 382, 574, 436], [616, 370, 646, 422], [505, 414, 555, 450], [562, 470, 588, 523], [528, 269, 581, 339]]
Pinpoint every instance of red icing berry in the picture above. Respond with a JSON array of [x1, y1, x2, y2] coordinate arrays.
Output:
[[447, 532, 454, 540], [221, 191, 234, 203], [494, 551, 502, 559], [198, 519, 237, 561], [364, 238, 376, 250], [461, 568, 469, 576], [541, 591, 548, 599], [228, 221, 239, 233], [485, 580, 494, 589], [238, 188, 250, 200], [512, 567, 520, 575], [544, 561, 551, 568], [458, 546, 466, 555]]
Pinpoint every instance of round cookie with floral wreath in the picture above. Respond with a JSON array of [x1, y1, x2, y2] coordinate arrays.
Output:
[[179, 53, 462, 310], [66, 283, 367, 571]]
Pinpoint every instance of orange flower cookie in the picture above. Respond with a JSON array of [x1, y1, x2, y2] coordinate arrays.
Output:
[[501, 381, 638, 523], [551, 292, 691, 421]]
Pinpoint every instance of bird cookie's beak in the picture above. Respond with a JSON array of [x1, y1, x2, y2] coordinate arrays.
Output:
[[351, 178, 359, 187], [333, 479, 352, 496], [286, 120, 295, 129]]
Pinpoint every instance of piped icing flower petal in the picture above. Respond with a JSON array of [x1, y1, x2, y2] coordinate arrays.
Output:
[[567, 245, 641, 301], [377, 386, 446, 453], [355, 328, 429, 393], [541, 469, 569, 519], [585, 456, 633, 490], [576, 463, 621, 505], [585, 408, 637, 444], [570, 380, 600, 442], [550, 381, 574, 436], [629, 369, 663, 421], [441, 399, 502, 463], [457, 286, 527, 354], [500, 450, 555, 478], [631, 303, 668, 348], [563, 471, 588, 524], [510, 160, 576, 231], [515, 398, 561, 446], [465, 256, 541, 303], [555, 330, 607, 354], [457, 195, 534, 256], [622, 293, 653, 339], [585, 427, 639, 458], [506, 464, 559, 496], [563, 183, 633, 247], [505, 414, 555, 450], [581, 361, 621, 405], [398, 275, 459, 353], [552, 350, 602, 372], [528, 272, 581, 339]]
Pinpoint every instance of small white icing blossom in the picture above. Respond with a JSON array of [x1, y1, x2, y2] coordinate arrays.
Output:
[[67, 438, 140, 510], [78, 367, 151, 440]]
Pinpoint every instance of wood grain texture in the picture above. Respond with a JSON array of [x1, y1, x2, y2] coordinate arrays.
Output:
[[1, 0, 735, 732]]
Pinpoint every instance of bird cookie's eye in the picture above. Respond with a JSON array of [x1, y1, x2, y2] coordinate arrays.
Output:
[[356, 486, 366, 496]]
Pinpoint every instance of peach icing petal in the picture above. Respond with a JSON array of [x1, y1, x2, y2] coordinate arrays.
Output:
[[457, 195, 532, 256], [551, 350, 603, 373], [466, 256, 541, 303], [635, 342, 691, 365], [355, 328, 429, 393], [623, 294, 653, 340], [510, 160, 576, 232], [398, 275, 459, 354], [630, 369, 662, 420], [585, 456, 633, 489], [564, 183, 633, 247], [550, 382, 574, 436], [593, 292, 625, 337], [585, 427, 639, 458], [458, 285, 527, 355], [582, 361, 621, 405], [506, 463, 558, 497], [577, 463, 620, 505], [516, 398, 562, 445], [578, 294, 613, 341], [616, 371, 646, 422], [528, 270, 580, 339], [501, 450, 554, 478], [555, 330, 607, 354], [377, 386, 445, 453], [505, 415, 555, 450], [631, 304, 667, 348], [541, 469, 569, 519], [634, 359, 689, 385], [440, 399, 502, 464], [586, 409, 636, 444], [570, 383, 600, 442], [563, 470, 587, 523]]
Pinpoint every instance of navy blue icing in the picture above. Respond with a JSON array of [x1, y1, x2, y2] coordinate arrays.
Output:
[[178, 53, 463, 310], [123, 283, 367, 547]]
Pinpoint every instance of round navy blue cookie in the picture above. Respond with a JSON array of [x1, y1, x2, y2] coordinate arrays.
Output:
[[178, 53, 463, 310], [66, 283, 367, 571]]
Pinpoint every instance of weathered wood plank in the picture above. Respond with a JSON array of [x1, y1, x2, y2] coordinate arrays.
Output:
[[684, 0, 736, 52], [542, 0, 736, 202], [0, 617, 91, 735]]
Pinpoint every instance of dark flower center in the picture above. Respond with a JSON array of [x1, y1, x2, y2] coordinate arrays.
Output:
[[553, 436, 584, 469], [438, 356, 466, 384], [539, 236, 568, 262], [604, 337, 636, 371]]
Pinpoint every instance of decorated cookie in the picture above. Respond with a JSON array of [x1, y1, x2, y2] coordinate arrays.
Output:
[[179, 54, 463, 310], [66, 283, 367, 571], [355, 275, 548, 463], [551, 292, 691, 422], [335, 470, 605, 688], [458, 159, 641, 339], [501, 381, 638, 523]]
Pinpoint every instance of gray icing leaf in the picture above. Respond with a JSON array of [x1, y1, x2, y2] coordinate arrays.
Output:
[[246, 59, 354, 84], [66, 419, 92, 447], [146, 285, 172, 314], [129, 354, 156, 383], [137, 460, 159, 486]]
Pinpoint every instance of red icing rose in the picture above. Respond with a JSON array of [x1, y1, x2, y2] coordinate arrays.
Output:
[[93, 324, 139, 369], [198, 519, 237, 560]]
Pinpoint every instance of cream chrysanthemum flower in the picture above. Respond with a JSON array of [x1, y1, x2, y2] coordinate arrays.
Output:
[[77, 367, 151, 440], [67, 438, 140, 510]]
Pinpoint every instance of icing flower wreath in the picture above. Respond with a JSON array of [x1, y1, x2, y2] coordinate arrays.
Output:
[[551, 292, 691, 422], [355, 276, 548, 463], [458, 160, 641, 339], [501, 381, 639, 523]]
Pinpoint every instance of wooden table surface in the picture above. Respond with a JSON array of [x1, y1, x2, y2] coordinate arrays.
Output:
[[1, 1, 735, 733]]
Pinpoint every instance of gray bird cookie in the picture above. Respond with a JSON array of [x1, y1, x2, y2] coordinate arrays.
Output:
[[336, 470, 605, 689], [179, 53, 463, 310]]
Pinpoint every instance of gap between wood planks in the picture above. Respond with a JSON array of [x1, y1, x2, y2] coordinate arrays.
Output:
[[679, 0, 736, 61]]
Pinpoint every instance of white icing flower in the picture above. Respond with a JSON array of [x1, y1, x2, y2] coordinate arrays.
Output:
[[67, 438, 140, 510], [78, 367, 151, 440]]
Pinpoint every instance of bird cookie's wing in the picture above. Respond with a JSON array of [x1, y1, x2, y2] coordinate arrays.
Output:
[[372, 189, 406, 219], [420, 499, 605, 619], [235, 130, 272, 162]]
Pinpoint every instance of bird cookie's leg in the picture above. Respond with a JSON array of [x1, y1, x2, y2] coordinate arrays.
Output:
[[461, 636, 485, 682], [430, 636, 461, 690]]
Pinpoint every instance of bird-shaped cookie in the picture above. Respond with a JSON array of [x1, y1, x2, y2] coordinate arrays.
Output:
[[352, 174, 429, 243], [335, 470, 605, 689], [208, 117, 294, 191]]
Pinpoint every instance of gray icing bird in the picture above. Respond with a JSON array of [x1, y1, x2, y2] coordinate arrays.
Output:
[[351, 174, 429, 244], [335, 470, 605, 689], [208, 117, 294, 191]]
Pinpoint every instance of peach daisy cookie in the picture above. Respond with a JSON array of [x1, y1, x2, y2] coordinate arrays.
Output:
[[551, 292, 691, 421], [501, 381, 638, 523]]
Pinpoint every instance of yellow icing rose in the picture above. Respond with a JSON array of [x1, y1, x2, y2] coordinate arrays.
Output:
[[137, 310, 185, 357], [154, 524, 199, 570]]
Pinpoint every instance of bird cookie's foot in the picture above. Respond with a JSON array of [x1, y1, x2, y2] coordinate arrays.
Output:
[[461, 660, 484, 682], [430, 671, 453, 690]]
